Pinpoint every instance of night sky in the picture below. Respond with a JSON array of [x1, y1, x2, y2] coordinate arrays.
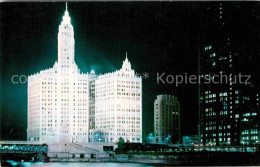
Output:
[[0, 2, 259, 140]]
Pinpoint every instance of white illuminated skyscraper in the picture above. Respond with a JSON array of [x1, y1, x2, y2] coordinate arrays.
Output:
[[28, 4, 142, 144], [28, 5, 89, 143], [89, 55, 142, 143]]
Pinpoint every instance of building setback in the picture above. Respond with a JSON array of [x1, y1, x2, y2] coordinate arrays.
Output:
[[27, 5, 142, 144], [154, 95, 180, 144]]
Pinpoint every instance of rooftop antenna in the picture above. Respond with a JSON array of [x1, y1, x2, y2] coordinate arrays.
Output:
[[66, 2, 68, 12]]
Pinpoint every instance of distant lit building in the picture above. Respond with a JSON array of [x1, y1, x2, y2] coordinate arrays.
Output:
[[240, 92, 260, 145], [154, 95, 180, 144], [199, 3, 259, 146], [28, 5, 142, 144]]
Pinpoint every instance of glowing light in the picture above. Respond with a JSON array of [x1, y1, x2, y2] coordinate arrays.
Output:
[[28, 5, 142, 144]]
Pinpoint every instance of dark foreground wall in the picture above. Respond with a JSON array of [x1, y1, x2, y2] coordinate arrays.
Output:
[[1, 152, 260, 165], [0, 153, 47, 162], [179, 152, 260, 165], [115, 152, 260, 165]]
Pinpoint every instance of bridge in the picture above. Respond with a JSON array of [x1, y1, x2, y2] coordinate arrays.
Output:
[[0, 141, 114, 162], [0, 141, 47, 153], [0, 141, 48, 161]]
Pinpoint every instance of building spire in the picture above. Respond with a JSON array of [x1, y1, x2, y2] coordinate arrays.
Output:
[[62, 2, 71, 24], [121, 51, 132, 73], [125, 52, 128, 62]]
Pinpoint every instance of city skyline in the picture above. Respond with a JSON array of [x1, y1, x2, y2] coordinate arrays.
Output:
[[27, 5, 143, 144], [1, 2, 259, 141]]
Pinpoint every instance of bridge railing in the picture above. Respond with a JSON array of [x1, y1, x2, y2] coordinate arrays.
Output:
[[0, 141, 42, 145], [0, 143, 48, 153]]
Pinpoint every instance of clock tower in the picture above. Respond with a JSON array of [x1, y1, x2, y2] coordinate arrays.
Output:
[[58, 3, 75, 68]]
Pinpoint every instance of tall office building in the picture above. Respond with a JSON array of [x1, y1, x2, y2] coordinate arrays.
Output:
[[154, 95, 180, 144], [89, 56, 142, 143], [28, 5, 142, 144], [28, 6, 89, 143], [199, 3, 259, 146]]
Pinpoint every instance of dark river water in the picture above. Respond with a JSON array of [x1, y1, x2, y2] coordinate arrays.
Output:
[[3, 161, 167, 167]]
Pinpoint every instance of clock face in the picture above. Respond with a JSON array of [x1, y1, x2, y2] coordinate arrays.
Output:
[[63, 40, 68, 45]]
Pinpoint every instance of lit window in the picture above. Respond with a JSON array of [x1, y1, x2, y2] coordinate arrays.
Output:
[[205, 45, 212, 50], [210, 53, 216, 58]]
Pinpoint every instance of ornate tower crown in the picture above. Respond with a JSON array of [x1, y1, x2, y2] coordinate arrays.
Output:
[[58, 2, 75, 67], [120, 52, 136, 77], [122, 52, 132, 71], [62, 2, 71, 24]]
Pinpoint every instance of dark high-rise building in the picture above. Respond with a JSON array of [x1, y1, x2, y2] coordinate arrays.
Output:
[[154, 95, 181, 144], [199, 3, 259, 146]]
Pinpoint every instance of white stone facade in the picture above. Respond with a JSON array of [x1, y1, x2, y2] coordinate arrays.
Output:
[[27, 6, 142, 144], [28, 7, 89, 143], [89, 57, 142, 143]]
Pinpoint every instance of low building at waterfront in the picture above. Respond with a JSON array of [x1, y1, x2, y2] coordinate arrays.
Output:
[[183, 135, 199, 146]]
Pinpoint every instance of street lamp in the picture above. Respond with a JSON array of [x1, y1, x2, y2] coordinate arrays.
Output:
[[241, 141, 244, 152], [166, 137, 169, 144], [99, 138, 101, 151], [148, 133, 153, 143]]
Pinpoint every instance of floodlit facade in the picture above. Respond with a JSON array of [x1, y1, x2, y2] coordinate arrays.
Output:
[[28, 6, 89, 143], [28, 5, 142, 144], [89, 56, 142, 143], [154, 95, 180, 144]]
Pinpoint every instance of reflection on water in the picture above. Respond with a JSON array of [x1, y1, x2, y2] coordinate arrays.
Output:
[[4, 161, 161, 167]]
